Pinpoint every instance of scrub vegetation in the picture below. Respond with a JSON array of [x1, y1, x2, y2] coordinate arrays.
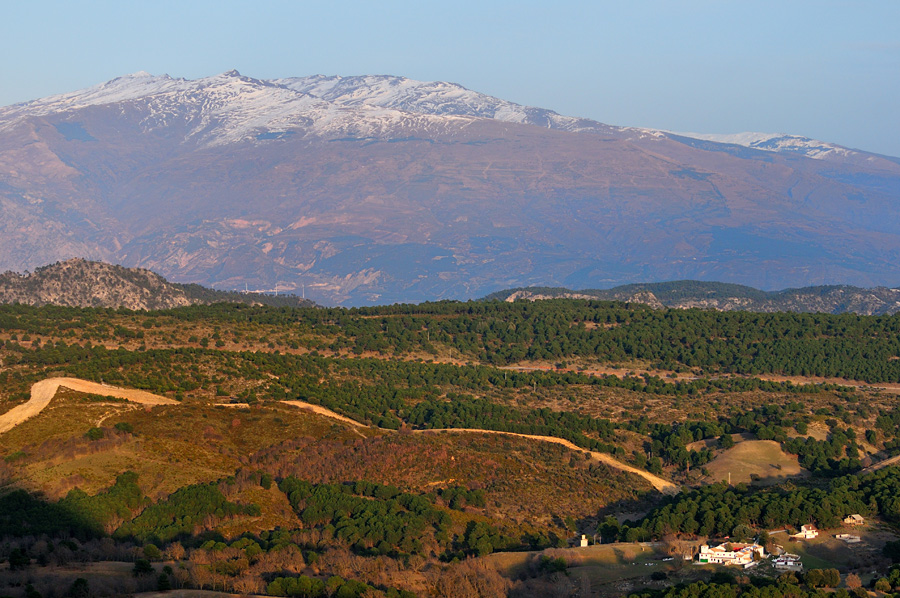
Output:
[[1, 299, 900, 596]]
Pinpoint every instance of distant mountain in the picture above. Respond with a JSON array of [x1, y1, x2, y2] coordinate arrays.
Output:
[[668, 131, 900, 166], [486, 281, 900, 315], [0, 259, 314, 310], [1, 71, 899, 305]]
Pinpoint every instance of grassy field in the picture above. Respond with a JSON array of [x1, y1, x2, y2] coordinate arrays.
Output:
[[704, 440, 804, 485], [490, 544, 664, 582], [0, 383, 649, 533], [774, 522, 896, 573]]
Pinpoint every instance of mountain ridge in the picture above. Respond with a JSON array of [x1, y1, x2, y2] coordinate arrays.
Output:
[[2, 71, 899, 305], [486, 281, 900, 315], [5, 70, 889, 160]]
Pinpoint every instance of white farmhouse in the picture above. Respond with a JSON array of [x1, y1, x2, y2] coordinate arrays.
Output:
[[790, 524, 818, 540], [698, 543, 765, 567]]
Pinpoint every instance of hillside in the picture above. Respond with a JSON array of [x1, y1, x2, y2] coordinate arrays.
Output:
[[488, 281, 900, 315], [2, 71, 900, 304], [2, 300, 900, 596], [0, 258, 314, 309]]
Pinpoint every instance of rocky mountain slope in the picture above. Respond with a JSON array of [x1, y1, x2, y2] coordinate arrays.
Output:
[[1, 71, 899, 305], [0, 259, 313, 310], [489, 281, 900, 315]]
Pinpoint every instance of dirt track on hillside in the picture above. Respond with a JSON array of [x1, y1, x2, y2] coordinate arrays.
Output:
[[280, 399, 678, 494], [417, 428, 679, 495], [862, 453, 900, 474], [0, 377, 177, 434], [281, 400, 368, 427], [0, 377, 678, 494]]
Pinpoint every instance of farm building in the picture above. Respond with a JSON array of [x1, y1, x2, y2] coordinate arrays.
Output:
[[843, 514, 865, 526], [790, 524, 818, 540], [773, 553, 803, 572], [698, 543, 765, 567]]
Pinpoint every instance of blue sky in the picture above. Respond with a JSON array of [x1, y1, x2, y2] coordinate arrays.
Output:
[[4, 0, 899, 157]]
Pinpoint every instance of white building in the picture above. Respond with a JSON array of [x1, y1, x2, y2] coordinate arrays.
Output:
[[773, 553, 803, 572], [790, 524, 818, 540], [698, 543, 765, 566]]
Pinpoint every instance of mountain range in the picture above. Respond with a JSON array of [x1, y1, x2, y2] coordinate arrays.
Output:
[[1, 71, 899, 305], [486, 281, 900, 316]]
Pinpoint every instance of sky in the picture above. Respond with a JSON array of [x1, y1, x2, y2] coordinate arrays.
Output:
[[3, 0, 899, 157]]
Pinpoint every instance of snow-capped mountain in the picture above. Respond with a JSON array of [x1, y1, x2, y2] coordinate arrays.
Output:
[[1, 71, 899, 305], [1, 70, 883, 162], [672, 131, 862, 161], [0, 70, 479, 147], [275, 74, 615, 134]]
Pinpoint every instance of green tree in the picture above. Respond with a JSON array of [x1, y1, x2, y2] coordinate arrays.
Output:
[[68, 578, 90, 598], [133, 558, 153, 576]]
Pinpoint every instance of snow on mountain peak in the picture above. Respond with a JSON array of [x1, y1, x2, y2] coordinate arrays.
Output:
[[0, 70, 876, 162], [274, 74, 615, 134], [0, 70, 486, 146], [671, 131, 857, 160], [0, 71, 182, 121]]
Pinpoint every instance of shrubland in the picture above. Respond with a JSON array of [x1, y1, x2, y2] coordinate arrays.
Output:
[[1, 299, 900, 596]]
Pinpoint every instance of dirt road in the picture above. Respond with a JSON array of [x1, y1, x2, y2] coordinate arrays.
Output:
[[0, 377, 177, 434], [281, 400, 368, 428], [862, 452, 900, 474], [417, 428, 679, 495], [0, 379, 678, 494], [281, 399, 679, 495]]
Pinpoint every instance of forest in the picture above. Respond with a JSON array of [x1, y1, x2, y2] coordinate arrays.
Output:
[[1, 299, 900, 597], [3, 298, 900, 380]]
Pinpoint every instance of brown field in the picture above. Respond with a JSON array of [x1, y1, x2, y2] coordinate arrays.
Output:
[[704, 440, 804, 485], [485, 542, 708, 596]]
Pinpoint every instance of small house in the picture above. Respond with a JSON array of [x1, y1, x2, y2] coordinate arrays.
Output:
[[570, 534, 589, 547], [843, 514, 864, 526], [790, 524, 818, 540]]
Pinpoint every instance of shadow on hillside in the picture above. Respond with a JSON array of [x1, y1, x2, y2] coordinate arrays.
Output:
[[573, 493, 670, 541], [0, 488, 101, 540]]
